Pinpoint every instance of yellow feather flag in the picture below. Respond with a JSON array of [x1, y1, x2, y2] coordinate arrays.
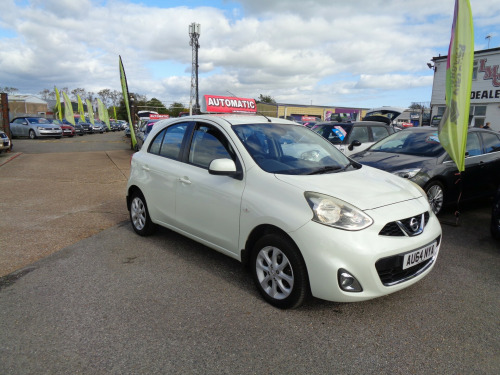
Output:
[[119, 55, 137, 148], [54, 87, 63, 121], [438, 0, 474, 172], [62, 92, 75, 125]]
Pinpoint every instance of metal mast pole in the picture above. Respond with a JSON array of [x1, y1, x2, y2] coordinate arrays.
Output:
[[189, 23, 201, 115]]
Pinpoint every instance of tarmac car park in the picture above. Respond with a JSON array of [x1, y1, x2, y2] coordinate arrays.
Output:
[[126, 94, 442, 309]]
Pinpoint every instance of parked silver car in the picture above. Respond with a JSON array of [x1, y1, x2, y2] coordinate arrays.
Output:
[[10, 117, 62, 139]]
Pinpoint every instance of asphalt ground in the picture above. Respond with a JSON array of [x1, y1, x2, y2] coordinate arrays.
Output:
[[0, 132, 499, 374]]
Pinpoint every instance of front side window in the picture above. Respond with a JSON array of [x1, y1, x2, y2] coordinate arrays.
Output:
[[348, 126, 369, 143], [188, 124, 233, 169], [466, 132, 482, 156]]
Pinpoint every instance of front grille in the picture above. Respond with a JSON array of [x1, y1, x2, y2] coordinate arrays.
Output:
[[375, 236, 440, 286], [379, 211, 430, 237]]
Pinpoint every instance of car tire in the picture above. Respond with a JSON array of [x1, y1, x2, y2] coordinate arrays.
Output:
[[425, 181, 445, 215], [29, 130, 36, 139], [129, 191, 157, 236], [251, 233, 310, 309]]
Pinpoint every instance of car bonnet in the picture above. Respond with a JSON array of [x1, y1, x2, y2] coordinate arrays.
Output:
[[274, 165, 423, 211]]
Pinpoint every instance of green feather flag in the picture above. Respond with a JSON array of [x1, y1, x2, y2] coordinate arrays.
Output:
[[62, 91, 75, 125], [119, 56, 137, 148], [54, 87, 63, 121]]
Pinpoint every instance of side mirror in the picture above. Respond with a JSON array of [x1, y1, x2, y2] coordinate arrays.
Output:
[[209, 158, 242, 179], [348, 140, 362, 151]]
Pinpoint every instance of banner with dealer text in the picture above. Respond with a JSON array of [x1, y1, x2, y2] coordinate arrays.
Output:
[[438, 0, 474, 172], [119, 55, 137, 148]]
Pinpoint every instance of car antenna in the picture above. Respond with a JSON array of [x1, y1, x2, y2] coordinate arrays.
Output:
[[226, 90, 271, 122]]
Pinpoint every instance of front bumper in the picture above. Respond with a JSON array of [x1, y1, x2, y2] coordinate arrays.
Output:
[[37, 129, 62, 137], [289, 197, 442, 302]]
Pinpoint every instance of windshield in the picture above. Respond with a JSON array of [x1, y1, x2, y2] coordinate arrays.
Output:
[[232, 123, 354, 175], [312, 123, 353, 144], [28, 118, 50, 124], [370, 130, 446, 157]]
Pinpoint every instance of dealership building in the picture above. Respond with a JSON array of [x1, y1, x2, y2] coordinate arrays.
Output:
[[256, 102, 369, 122], [430, 47, 500, 131]]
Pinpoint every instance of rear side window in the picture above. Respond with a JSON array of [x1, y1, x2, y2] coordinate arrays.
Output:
[[481, 132, 500, 154], [148, 123, 188, 160]]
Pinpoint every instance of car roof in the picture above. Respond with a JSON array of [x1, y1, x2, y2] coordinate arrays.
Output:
[[170, 114, 298, 126]]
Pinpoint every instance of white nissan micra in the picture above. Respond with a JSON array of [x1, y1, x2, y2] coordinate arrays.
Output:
[[126, 101, 442, 309]]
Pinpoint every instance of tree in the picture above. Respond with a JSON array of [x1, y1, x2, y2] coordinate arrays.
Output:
[[39, 88, 56, 100], [98, 89, 112, 106], [71, 88, 87, 101], [1, 87, 19, 94], [168, 102, 188, 117], [147, 98, 168, 114], [257, 94, 276, 104]]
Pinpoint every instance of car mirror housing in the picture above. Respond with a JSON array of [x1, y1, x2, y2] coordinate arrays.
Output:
[[209, 158, 242, 179], [348, 140, 362, 151]]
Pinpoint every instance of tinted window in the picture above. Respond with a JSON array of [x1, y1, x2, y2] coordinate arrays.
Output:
[[160, 123, 188, 159], [372, 126, 390, 141], [149, 129, 166, 155], [188, 124, 232, 169], [466, 132, 481, 156], [148, 123, 188, 160], [481, 132, 500, 154]]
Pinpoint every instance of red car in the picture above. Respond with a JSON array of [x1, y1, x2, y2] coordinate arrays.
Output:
[[50, 119, 75, 137]]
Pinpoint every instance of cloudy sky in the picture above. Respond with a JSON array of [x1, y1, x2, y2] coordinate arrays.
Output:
[[0, 0, 499, 109]]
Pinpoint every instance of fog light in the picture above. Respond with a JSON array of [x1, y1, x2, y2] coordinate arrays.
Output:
[[338, 269, 363, 292]]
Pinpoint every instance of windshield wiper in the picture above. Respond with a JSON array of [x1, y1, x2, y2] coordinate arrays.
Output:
[[308, 166, 342, 175]]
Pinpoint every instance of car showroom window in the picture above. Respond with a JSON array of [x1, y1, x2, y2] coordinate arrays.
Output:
[[481, 132, 500, 154], [188, 124, 233, 169]]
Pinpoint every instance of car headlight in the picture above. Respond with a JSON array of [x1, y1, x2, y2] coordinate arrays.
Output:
[[393, 168, 421, 179], [37, 126, 44, 130], [304, 192, 373, 231]]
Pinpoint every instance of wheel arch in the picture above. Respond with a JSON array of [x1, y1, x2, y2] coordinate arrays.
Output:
[[241, 224, 307, 270], [126, 185, 143, 211]]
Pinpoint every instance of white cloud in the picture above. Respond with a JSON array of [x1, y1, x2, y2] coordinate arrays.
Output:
[[0, 0, 498, 108]]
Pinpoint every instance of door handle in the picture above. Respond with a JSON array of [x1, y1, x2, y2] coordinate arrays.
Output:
[[142, 165, 151, 171], [179, 177, 192, 185]]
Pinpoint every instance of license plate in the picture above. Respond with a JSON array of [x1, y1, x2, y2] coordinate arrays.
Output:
[[402, 242, 437, 270]]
